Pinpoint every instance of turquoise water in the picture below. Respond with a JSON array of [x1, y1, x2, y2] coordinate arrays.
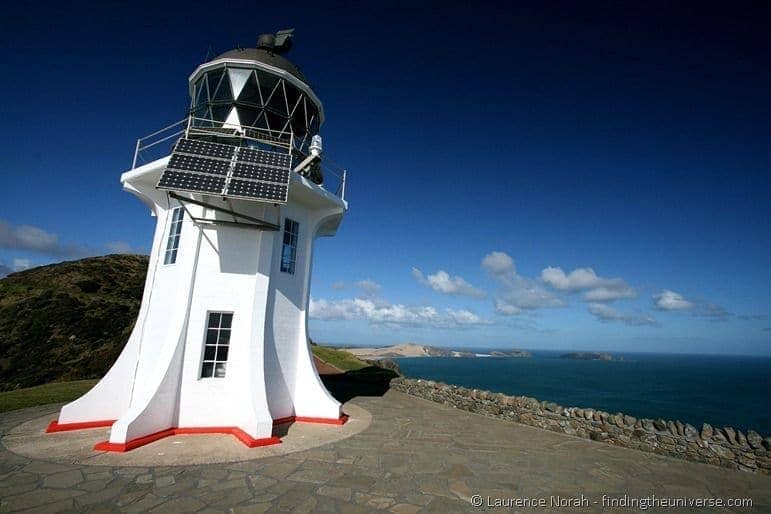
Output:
[[395, 351, 771, 435]]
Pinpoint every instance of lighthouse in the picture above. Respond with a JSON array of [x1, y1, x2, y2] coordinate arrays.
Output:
[[47, 30, 349, 451]]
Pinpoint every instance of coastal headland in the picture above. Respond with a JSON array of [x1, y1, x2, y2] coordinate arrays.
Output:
[[344, 343, 531, 360]]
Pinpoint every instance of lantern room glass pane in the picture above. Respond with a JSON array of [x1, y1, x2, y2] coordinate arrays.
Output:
[[258, 73, 280, 104], [239, 73, 261, 106], [267, 81, 288, 115], [285, 83, 301, 114], [194, 76, 208, 107], [211, 105, 231, 123], [236, 106, 259, 128], [206, 70, 224, 99], [212, 73, 232, 103]]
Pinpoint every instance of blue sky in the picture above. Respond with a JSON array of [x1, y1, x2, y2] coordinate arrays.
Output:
[[1, 2, 769, 355]]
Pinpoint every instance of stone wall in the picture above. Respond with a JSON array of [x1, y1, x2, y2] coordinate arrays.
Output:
[[390, 378, 770, 474]]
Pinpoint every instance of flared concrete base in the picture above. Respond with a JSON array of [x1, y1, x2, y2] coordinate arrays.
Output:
[[4, 404, 370, 467]]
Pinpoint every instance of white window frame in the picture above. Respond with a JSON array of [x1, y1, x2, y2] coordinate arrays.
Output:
[[200, 311, 233, 379], [280, 218, 299, 274], [163, 207, 184, 265]]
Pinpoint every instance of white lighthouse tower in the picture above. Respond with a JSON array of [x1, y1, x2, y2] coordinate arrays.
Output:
[[47, 30, 349, 451]]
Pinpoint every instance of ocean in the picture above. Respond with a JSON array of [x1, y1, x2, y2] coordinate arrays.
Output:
[[394, 351, 771, 436]]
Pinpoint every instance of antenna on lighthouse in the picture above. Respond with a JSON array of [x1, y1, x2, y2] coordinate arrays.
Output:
[[257, 28, 294, 53]]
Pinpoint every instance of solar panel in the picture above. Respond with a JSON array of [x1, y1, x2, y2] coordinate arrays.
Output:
[[232, 162, 290, 183], [174, 138, 236, 159], [238, 148, 291, 168], [157, 138, 293, 204], [226, 179, 288, 202], [168, 154, 231, 175], [157, 171, 226, 194]]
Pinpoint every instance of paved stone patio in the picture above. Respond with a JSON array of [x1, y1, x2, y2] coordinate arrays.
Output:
[[2, 390, 770, 513]]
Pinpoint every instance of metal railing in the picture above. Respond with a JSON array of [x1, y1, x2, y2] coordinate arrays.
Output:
[[130, 116, 348, 202], [131, 119, 187, 169]]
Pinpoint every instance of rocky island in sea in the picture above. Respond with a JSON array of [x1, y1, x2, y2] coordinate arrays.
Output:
[[560, 351, 621, 361], [345, 343, 531, 360]]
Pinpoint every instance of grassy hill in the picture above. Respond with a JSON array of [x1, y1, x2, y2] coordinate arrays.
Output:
[[0, 255, 387, 395], [0, 379, 98, 412], [0, 255, 148, 391]]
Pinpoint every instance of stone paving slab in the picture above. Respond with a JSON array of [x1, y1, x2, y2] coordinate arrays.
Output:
[[1, 391, 770, 513]]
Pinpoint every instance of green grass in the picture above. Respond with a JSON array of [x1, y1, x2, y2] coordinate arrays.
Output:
[[0, 347, 368, 413], [0, 379, 98, 413], [311, 345, 368, 372]]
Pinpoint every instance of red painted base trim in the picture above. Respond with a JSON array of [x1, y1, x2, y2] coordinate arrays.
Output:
[[49, 413, 347, 452], [94, 427, 282, 452], [273, 414, 349, 426], [46, 419, 115, 433], [272, 415, 295, 426], [94, 428, 175, 452]]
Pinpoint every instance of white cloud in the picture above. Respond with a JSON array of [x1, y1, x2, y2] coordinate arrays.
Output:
[[13, 224, 58, 252], [13, 258, 31, 271], [0, 219, 89, 257], [446, 308, 486, 325], [653, 290, 694, 311], [697, 303, 731, 320], [541, 266, 635, 302], [541, 267, 602, 290], [412, 268, 486, 299], [356, 279, 381, 297], [583, 286, 636, 301], [309, 297, 488, 328], [652, 290, 731, 321], [330, 281, 347, 290], [495, 277, 564, 313], [481, 251, 516, 278], [493, 300, 523, 315], [588, 303, 657, 326], [482, 251, 562, 314], [105, 241, 139, 254]]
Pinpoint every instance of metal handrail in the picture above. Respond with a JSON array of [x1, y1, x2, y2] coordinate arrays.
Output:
[[132, 119, 188, 168]]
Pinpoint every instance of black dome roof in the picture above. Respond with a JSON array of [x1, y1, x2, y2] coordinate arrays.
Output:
[[214, 47, 308, 84]]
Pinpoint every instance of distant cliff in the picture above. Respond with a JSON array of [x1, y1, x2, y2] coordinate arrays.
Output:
[[345, 343, 531, 360], [0, 255, 148, 391], [489, 349, 532, 358], [560, 352, 621, 361]]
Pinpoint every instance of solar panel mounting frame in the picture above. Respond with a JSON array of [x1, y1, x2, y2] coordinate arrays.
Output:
[[156, 137, 292, 204]]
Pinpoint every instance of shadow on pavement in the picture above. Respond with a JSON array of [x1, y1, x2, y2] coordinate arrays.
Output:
[[321, 366, 400, 404]]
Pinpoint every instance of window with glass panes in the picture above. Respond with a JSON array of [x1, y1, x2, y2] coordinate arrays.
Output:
[[200, 312, 232, 378], [280, 218, 299, 274], [164, 207, 184, 264]]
